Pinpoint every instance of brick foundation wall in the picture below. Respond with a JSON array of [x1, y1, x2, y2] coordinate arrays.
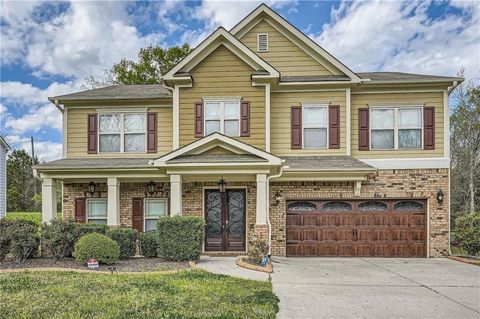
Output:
[[269, 168, 449, 257]]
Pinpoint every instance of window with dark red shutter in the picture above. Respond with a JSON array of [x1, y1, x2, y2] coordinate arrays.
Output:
[[87, 114, 98, 154], [329, 105, 340, 149], [358, 108, 369, 150], [147, 113, 157, 153], [195, 102, 204, 138], [423, 107, 435, 150], [132, 198, 144, 232], [75, 198, 86, 223], [240, 101, 250, 137], [291, 106, 302, 149]]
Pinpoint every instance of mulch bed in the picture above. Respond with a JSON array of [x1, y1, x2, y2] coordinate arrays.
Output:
[[0, 257, 190, 272]]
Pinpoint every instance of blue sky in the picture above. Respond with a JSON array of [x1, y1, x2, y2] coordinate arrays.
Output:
[[1, 0, 479, 161]]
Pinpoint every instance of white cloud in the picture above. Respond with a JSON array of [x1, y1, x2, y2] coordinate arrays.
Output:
[[314, 0, 480, 80], [6, 134, 62, 162], [5, 103, 61, 134]]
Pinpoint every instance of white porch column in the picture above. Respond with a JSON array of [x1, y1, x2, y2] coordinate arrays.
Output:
[[170, 174, 182, 216], [42, 178, 57, 223], [256, 173, 268, 224], [107, 177, 120, 226]]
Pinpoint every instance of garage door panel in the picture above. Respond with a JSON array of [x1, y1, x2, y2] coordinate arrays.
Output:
[[286, 199, 426, 257]]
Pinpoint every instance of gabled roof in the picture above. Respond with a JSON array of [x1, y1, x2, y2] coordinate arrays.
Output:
[[0, 136, 11, 151], [230, 4, 361, 83], [154, 133, 282, 167], [163, 27, 279, 81], [48, 85, 171, 102]]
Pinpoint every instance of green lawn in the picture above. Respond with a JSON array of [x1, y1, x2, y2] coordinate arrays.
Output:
[[5, 212, 62, 225], [0, 270, 278, 319]]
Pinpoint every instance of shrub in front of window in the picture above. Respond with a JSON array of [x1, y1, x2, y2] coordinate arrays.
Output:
[[41, 219, 77, 260], [139, 232, 158, 258], [7, 220, 40, 263], [157, 216, 204, 261], [454, 212, 480, 256], [0, 219, 13, 261], [106, 227, 137, 259], [74, 233, 120, 265], [75, 223, 109, 241]]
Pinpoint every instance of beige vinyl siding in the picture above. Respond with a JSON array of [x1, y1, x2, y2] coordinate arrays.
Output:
[[239, 19, 340, 77], [179, 45, 265, 149], [351, 91, 444, 158], [66, 106, 173, 158], [270, 90, 346, 155]]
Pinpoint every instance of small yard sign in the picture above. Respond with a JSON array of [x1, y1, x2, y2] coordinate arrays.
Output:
[[261, 255, 268, 267], [87, 258, 99, 269]]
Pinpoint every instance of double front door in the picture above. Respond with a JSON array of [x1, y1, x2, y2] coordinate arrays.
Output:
[[205, 189, 246, 251]]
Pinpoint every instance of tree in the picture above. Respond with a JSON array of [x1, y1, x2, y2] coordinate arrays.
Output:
[[83, 44, 191, 88], [450, 75, 480, 216], [6, 149, 40, 212]]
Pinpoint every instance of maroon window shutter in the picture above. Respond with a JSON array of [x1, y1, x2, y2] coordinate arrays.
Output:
[[358, 108, 369, 150], [328, 105, 340, 149], [147, 112, 157, 153], [291, 106, 302, 149], [194, 102, 204, 137], [240, 101, 250, 137], [87, 114, 98, 154], [424, 107, 435, 150], [132, 198, 144, 232], [75, 198, 86, 223]]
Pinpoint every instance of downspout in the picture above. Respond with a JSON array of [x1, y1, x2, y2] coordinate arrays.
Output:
[[266, 160, 284, 256]]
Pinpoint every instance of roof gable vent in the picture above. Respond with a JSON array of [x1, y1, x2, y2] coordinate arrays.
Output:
[[257, 33, 268, 52]]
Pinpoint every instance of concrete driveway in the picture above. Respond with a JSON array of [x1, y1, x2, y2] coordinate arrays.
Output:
[[271, 257, 480, 319]]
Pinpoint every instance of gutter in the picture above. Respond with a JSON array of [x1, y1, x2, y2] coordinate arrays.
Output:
[[51, 99, 64, 113], [266, 161, 284, 256], [448, 80, 460, 94]]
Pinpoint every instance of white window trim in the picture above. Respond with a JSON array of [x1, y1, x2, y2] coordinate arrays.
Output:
[[203, 99, 241, 137], [144, 198, 168, 232], [302, 104, 329, 149], [369, 106, 423, 150], [86, 198, 107, 224], [257, 33, 269, 52], [98, 113, 147, 153]]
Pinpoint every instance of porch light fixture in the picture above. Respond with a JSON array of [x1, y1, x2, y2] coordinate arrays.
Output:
[[88, 182, 96, 195], [146, 181, 157, 196], [437, 189, 444, 204], [275, 191, 282, 205], [218, 177, 227, 193]]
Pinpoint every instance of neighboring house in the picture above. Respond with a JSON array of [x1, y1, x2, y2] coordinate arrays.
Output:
[[0, 136, 11, 219], [34, 4, 463, 258]]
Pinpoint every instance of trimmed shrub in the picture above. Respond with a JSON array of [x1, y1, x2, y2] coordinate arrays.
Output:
[[75, 223, 108, 240], [248, 235, 268, 265], [5, 214, 41, 228], [106, 228, 137, 259], [8, 220, 39, 263], [41, 219, 77, 260], [74, 233, 120, 265], [454, 212, 480, 256], [0, 219, 13, 261], [139, 232, 158, 258], [157, 216, 204, 261]]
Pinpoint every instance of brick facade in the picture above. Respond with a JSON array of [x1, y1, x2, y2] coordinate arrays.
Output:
[[269, 168, 449, 257]]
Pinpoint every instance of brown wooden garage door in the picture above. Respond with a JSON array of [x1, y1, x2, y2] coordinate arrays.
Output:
[[286, 199, 427, 257]]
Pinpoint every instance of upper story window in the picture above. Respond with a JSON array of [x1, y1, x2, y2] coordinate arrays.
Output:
[[303, 105, 328, 149], [99, 113, 146, 153], [370, 107, 422, 150], [257, 33, 269, 52], [204, 101, 240, 137]]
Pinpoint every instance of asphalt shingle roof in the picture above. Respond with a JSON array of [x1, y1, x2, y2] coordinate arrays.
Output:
[[282, 156, 375, 171], [48, 85, 171, 101], [357, 72, 463, 83], [34, 158, 155, 170]]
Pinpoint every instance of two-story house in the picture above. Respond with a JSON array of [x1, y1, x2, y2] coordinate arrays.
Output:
[[34, 4, 463, 258]]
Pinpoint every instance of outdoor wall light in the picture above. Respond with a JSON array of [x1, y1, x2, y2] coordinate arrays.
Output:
[[146, 181, 157, 196], [275, 191, 282, 205], [218, 177, 227, 193], [88, 182, 96, 195], [437, 189, 444, 204]]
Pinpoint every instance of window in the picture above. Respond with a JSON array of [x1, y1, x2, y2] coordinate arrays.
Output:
[[87, 199, 107, 224], [257, 33, 268, 52], [204, 101, 240, 136], [322, 201, 352, 212], [144, 198, 167, 232], [303, 105, 328, 149], [370, 107, 422, 150], [99, 113, 146, 153]]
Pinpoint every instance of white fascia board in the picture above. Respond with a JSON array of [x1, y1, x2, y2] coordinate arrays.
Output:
[[360, 158, 450, 169], [164, 27, 279, 81], [231, 4, 361, 82]]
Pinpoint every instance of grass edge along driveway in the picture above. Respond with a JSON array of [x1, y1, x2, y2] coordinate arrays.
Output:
[[0, 269, 279, 319]]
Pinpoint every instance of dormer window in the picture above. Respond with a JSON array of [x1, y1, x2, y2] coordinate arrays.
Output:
[[257, 33, 268, 52]]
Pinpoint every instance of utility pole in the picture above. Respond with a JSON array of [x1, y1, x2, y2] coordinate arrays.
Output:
[[31, 136, 37, 194]]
